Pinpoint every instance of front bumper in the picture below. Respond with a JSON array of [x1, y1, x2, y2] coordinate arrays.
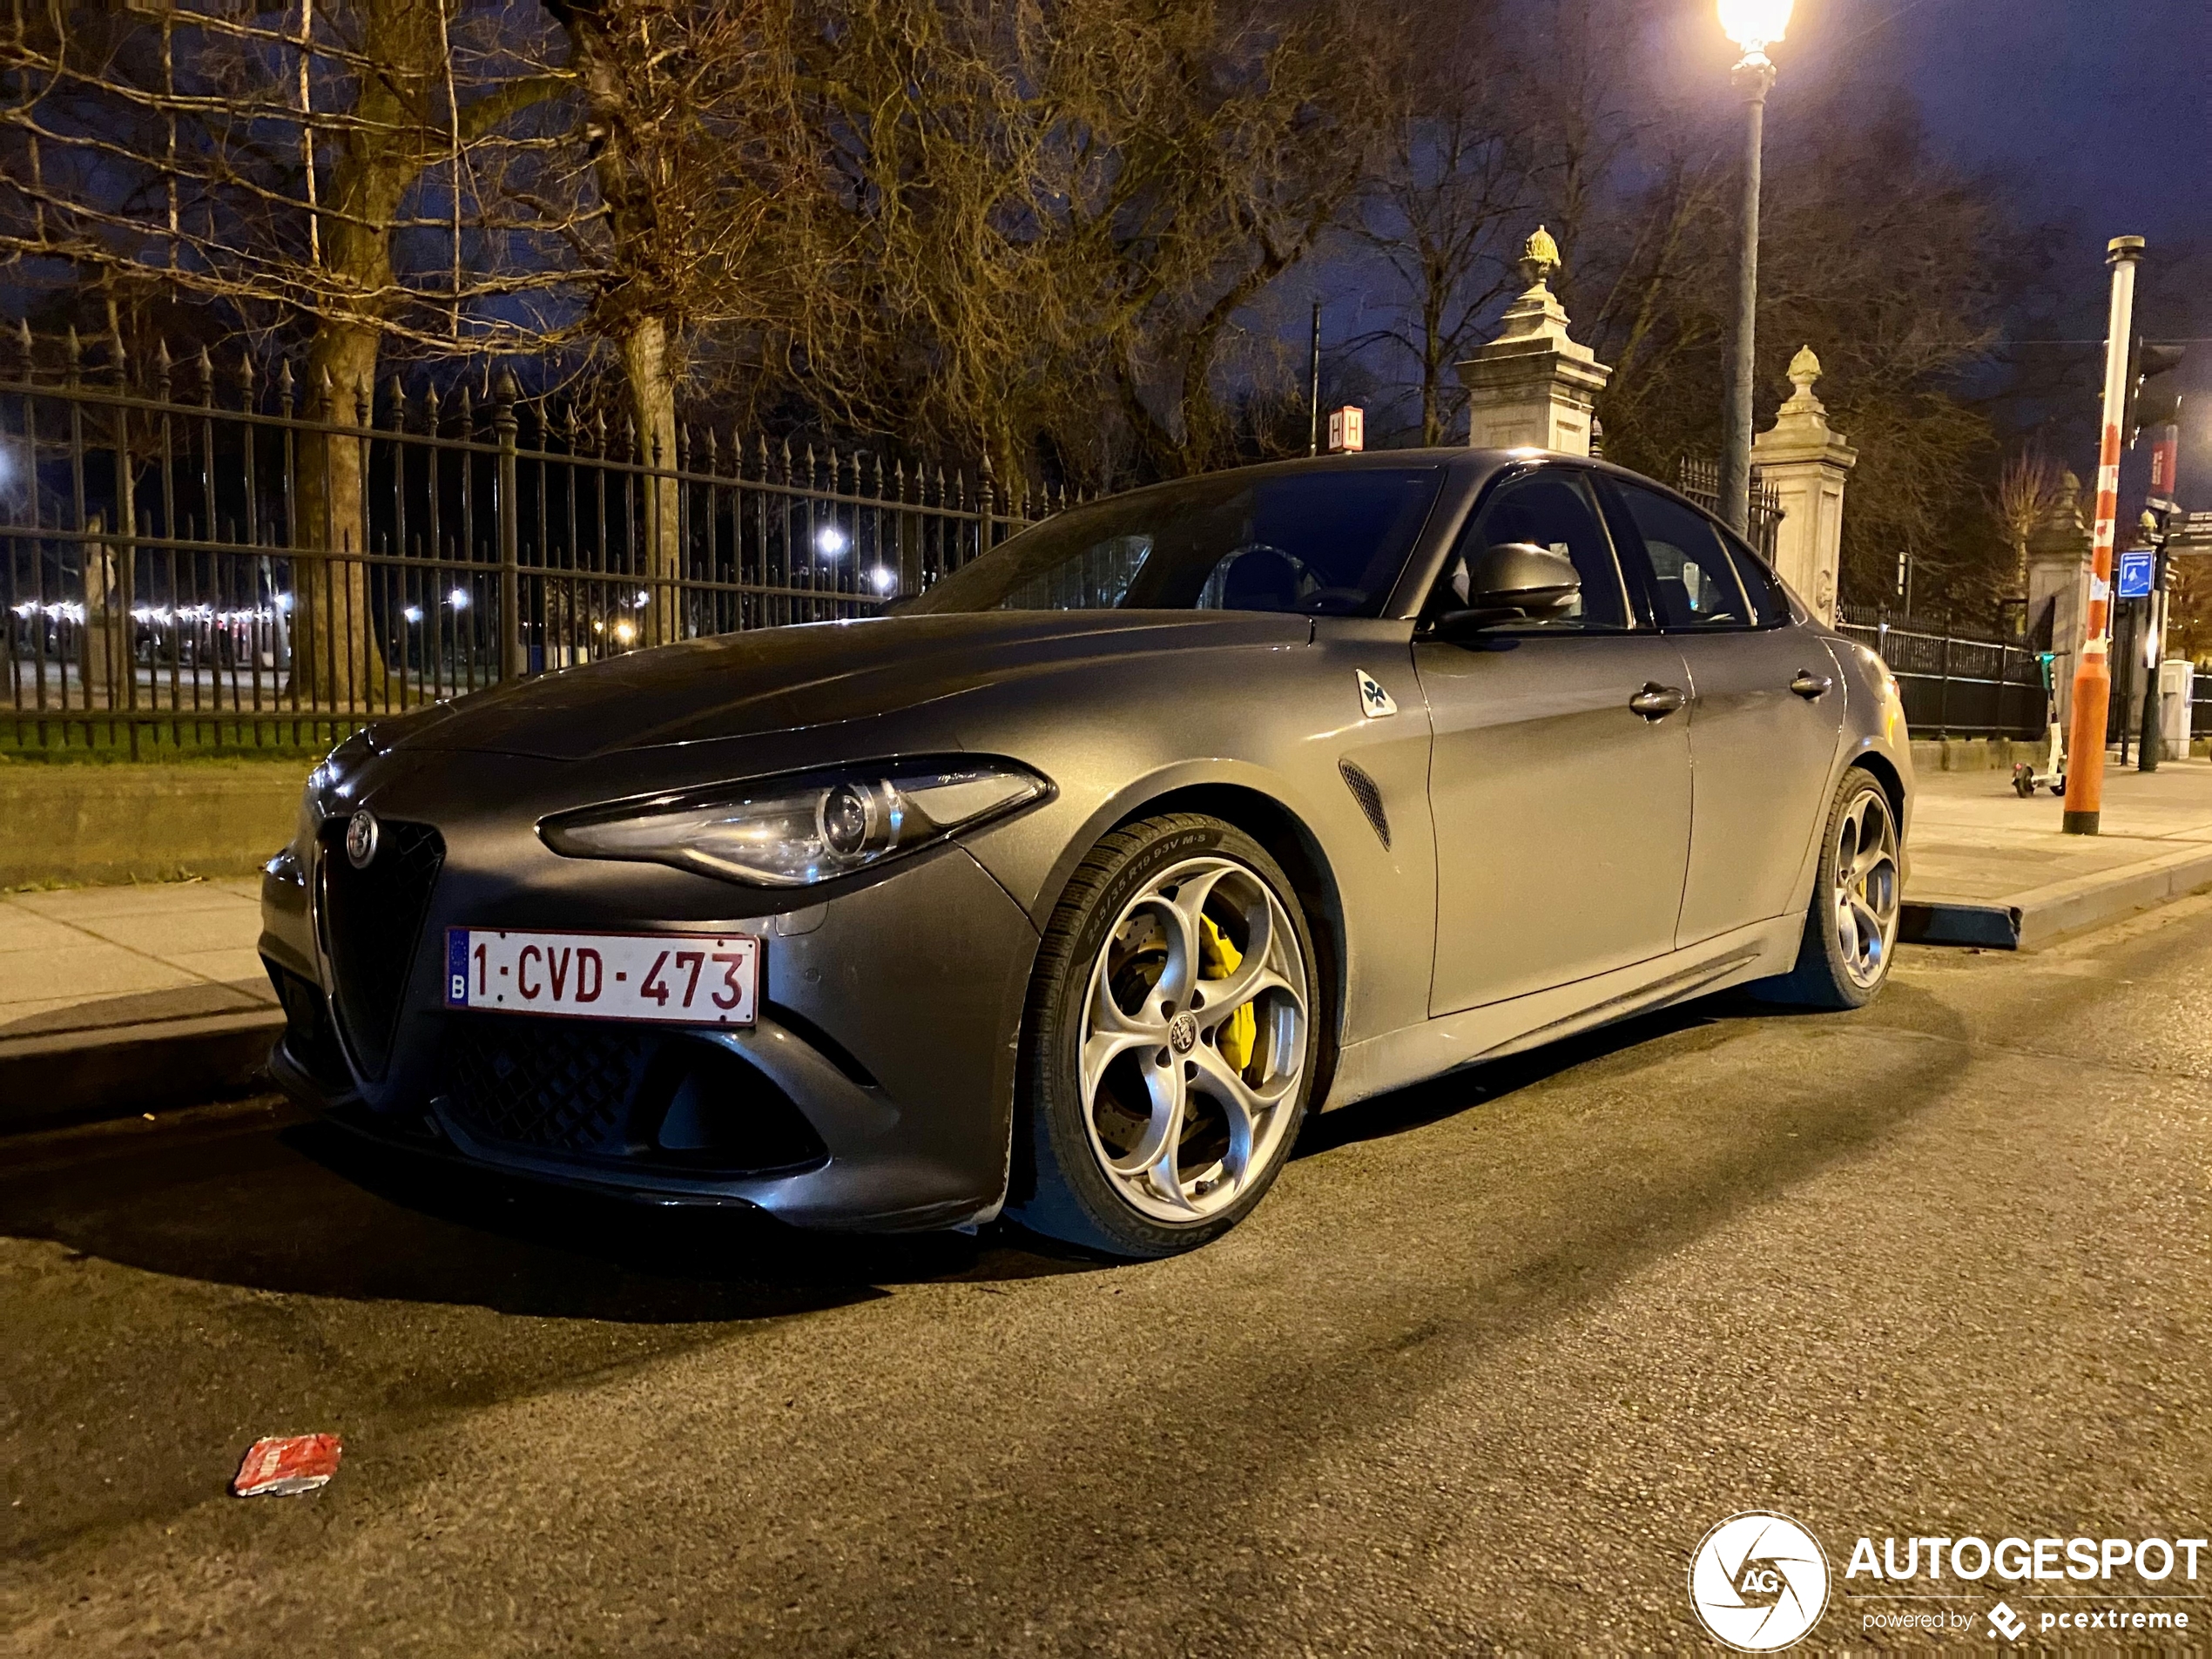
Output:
[[260, 750, 1042, 1232]]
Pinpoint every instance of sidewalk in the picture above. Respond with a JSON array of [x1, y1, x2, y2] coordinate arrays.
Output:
[[0, 878, 280, 1131], [1903, 756, 2212, 948], [8, 761, 2212, 1133]]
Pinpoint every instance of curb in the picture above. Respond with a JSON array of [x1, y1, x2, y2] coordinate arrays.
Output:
[[1905, 841, 2212, 953], [0, 1008, 283, 1135]]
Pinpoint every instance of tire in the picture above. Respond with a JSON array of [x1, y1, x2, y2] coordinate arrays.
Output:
[[1753, 768, 1903, 1011], [1005, 813, 1321, 1258]]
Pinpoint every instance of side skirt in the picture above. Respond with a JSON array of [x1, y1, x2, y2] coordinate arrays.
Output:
[[1322, 914, 1802, 1110]]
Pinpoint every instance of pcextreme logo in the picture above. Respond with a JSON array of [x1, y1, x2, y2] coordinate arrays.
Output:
[[1689, 1512, 1831, 1651]]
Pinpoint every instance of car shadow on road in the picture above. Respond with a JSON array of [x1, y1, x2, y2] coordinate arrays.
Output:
[[0, 1103, 1096, 1325], [1295, 997, 1736, 1158]]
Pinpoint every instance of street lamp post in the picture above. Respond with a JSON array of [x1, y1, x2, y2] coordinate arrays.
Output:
[[1717, 0, 1793, 536]]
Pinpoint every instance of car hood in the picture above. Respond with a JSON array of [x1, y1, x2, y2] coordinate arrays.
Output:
[[380, 610, 1311, 761]]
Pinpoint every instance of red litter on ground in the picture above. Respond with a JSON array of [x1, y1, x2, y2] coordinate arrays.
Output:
[[232, 1433, 343, 1497]]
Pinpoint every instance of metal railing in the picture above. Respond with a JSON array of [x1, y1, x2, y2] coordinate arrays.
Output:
[[3, 334, 1052, 753], [1673, 456, 1784, 564], [1835, 608, 2046, 740]]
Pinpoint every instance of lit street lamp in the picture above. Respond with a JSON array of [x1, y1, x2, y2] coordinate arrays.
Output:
[[1717, 0, 1793, 536]]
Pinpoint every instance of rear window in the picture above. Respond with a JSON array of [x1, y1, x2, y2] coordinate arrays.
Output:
[[904, 467, 1443, 618]]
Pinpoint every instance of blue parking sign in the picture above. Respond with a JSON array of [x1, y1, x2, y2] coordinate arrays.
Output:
[[2117, 550, 2155, 600]]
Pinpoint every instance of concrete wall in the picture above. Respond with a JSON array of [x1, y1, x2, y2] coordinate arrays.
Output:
[[1907, 737, 2041, 775], [0, 761, 304, 887]]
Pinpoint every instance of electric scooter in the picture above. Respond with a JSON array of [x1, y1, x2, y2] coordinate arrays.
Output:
[[2011, 652, 2066, 798]]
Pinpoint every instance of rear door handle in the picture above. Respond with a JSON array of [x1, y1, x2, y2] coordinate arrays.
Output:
[[1791, 670, 1833, 699], [1629, 682, 1687, 719]]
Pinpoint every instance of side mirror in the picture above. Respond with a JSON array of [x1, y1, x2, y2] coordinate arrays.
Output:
[[1428, 543, 1581, 637]]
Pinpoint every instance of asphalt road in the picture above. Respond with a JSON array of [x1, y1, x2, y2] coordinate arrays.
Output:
[[6, 899, 2212, 1656]]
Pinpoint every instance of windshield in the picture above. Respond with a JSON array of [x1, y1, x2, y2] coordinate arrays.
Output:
[[904, 466, 1443, 618]]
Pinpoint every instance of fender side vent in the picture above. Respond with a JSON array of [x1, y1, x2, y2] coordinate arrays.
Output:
[[1339, 759, 1391, 850]]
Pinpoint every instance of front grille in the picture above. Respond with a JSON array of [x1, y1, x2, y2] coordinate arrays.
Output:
[[318, 818, 444, 1080], [439, 1015, 830, 1177], [444, 1018, 658, 1157]]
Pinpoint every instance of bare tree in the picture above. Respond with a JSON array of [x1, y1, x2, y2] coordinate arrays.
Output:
[[1346, 33, 1526, 444], [1993, 441, 2068, 596]]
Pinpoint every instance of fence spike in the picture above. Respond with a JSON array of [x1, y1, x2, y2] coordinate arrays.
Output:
[[803, 442, 816, 487], [703, 427, 718, 474], [64, 326, 82, 383], [276, 357, 293, 415], [107, 326, 126, 385], [15, 317, 30, 374], [384, 374, 405, 427], [894, 457, 907, 502], [199, 345, 215, 406], [238, 347, 254, 408], [621, 413, 635, 461], [779, 436, 792, 483], [594, 410, 609, 455]]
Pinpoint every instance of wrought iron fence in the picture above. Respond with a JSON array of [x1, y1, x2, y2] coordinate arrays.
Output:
[[1672, 456, 1784, 564], [3, 333, 1052, 753], [1835, 607, 2046, 740]]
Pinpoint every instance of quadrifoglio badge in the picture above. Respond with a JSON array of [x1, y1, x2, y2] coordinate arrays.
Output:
[[1690, 1514, 2209, 1649]]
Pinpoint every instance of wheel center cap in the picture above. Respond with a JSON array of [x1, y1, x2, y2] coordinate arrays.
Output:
[[1167, 1012, 1198, 1055]]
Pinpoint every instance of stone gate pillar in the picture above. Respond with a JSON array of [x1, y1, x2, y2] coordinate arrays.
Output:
[[2026, 472, 2092, 731], [1455, 226, 1612, 456], [1750, 347, 1857, 624]]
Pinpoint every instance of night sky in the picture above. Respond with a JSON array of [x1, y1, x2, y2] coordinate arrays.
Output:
[[1770, 0, 2212, 502]]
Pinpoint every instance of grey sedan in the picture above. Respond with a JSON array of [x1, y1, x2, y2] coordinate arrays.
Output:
[[260, 448, 1912, 1258]]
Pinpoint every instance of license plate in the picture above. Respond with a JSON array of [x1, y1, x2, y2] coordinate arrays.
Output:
[[444, 928, 760, 1026]]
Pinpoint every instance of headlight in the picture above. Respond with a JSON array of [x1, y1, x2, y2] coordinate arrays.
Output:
[[538, 759, 1052, 888]]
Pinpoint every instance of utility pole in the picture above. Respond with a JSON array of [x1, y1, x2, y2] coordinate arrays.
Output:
[[1307, 300, 1322, 457], [2137, 380, 2186, 772], [2139, 509, 2171, 770], [2062, 236, 2144, 835]]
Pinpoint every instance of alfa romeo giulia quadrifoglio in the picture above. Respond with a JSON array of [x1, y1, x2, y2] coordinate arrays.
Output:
[[260, 448, 1912, 1257]]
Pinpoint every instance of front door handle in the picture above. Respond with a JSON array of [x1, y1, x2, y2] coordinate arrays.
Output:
[[1790, 669, 1833, 699], [1629, 682, 1687, 719]]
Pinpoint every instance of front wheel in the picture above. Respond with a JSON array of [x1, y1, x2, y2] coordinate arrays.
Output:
[[1754, 769, 1903, 1010], [1006, 813, 1319, 1258]]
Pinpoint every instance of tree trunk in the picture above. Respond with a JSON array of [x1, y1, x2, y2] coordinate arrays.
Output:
[[286, 0, 450, 711], [621, 314, 683, 645], [293, 320, 388, 709]]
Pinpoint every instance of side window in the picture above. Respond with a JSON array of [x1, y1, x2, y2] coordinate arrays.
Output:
[[1440, 469, 1629, 631], [1609, 482, 1751, 631], [1721, 530, 1790, 627]]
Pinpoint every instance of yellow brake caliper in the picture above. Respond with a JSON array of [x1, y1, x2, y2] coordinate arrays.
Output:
[[1198, 915, 1257, 1074]]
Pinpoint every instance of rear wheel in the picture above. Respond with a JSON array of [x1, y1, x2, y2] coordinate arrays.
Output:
[[1756, 769, 1902, 1010], [1008, 813, 1318, 1258]]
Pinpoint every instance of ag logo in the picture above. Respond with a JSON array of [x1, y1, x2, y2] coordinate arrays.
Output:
[[1354, 670, 1397, 718], [1689, 1512, 1830, 1651], [345, 809, 380, 870]]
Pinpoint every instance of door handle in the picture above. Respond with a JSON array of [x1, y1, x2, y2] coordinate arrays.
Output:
[[1629, 682, 1687, 719], [1790, 669, 1833, 699]]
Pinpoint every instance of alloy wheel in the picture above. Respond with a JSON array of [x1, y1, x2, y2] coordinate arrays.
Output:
[[1077, 855, 1310, 1222], [1834, 786, 1900, 989]]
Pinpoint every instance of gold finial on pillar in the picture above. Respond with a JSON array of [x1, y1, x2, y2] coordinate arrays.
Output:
[[1519, 225, 1562, 292]]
